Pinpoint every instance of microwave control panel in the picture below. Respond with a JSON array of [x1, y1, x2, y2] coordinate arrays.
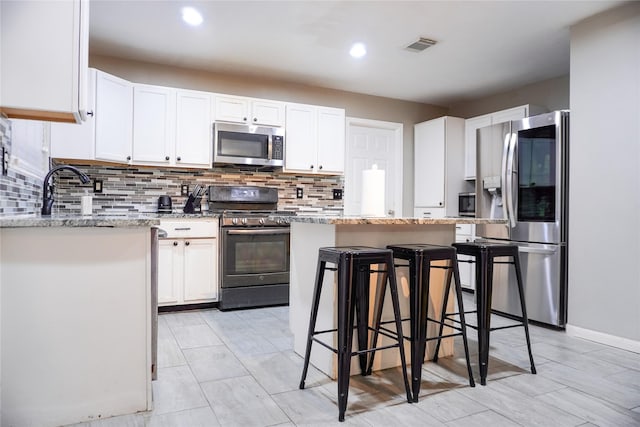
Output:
[[272, 135, 284, 160]]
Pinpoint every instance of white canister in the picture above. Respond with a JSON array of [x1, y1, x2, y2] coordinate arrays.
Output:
[[81, 190, 92, 215]]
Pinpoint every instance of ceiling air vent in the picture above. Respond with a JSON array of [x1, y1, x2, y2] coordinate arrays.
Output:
[[405, 37, 437, 52]]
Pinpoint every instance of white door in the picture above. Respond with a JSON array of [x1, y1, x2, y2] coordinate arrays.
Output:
[[344, 118, 403, 216]]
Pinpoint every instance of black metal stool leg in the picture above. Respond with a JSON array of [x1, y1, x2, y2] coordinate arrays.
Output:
[[432, 257, 453, 363], [385, 254, 412, 404], [477, 248, 491, 386], [512, 251, 536, 375], [451, 256, 476, 387], [337, 254, 356, 422], [354, 263, 371, 375], [300, 259, 327, 389]]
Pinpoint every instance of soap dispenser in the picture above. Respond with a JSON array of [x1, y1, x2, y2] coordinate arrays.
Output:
[[81, 189, 92, 215]]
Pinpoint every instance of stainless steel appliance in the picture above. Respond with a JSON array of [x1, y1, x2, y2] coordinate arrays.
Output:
[[209, 185, 293, 310], [475, 110, 569, 327], [213, 122, 285, 167], [458, 192, 476, 217]]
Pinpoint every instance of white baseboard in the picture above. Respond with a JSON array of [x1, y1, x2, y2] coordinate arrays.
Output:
[[566, 324, 640, 353]]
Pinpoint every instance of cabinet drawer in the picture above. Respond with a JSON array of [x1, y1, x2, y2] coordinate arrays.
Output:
[[456, 223, 473, 235], [414, 207, 446, 218], [159, 219, 218, 238]]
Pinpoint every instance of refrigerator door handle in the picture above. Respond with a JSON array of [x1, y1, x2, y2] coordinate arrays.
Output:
[[505, 132, 517, 227], [519, 246, 558, 255], [500, 132, 511, 221]]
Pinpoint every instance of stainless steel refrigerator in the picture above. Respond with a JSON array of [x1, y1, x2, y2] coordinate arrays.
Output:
[[475, 111, 569, 328]]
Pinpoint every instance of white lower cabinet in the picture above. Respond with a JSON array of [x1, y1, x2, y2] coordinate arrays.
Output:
[[158, 219, 218, 306], [455, 223, 476, 291]]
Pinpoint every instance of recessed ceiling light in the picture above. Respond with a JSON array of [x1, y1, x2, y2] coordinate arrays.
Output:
[[182, 7, 203, 26], [350, 42, 367, 59]]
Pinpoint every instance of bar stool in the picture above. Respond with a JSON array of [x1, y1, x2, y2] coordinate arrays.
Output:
[[299, 246, 412, 422], [367, 244, 475, 402], [435, 241, 536, 385]]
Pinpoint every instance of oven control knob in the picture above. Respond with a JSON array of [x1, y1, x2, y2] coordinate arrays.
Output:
[[231, 218, 238, 225], [259, 218, 265, 225], [241, 218, 247, 225]]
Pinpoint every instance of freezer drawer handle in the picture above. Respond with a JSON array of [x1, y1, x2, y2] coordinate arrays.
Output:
[[519, 246, 558, 255]]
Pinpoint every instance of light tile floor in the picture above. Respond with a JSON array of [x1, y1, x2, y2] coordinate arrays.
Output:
[[72, 294, 640, 426]]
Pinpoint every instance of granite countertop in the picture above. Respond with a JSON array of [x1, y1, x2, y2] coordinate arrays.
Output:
[[0, 214, 162, 228], [271, 215, 507, 225]]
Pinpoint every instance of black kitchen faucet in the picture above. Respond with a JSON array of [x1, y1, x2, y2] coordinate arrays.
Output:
[[41, 165, 90, 216]]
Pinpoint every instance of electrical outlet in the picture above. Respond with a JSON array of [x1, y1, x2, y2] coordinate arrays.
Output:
[[93, 179, 103, 193], [296, 187, 303, 199], [333, 189, 343, 200], [181, 184, 189, 196]]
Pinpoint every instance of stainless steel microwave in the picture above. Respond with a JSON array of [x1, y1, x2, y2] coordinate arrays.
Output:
[[458, 192, 476, 217], [213, 122, 284, 167]]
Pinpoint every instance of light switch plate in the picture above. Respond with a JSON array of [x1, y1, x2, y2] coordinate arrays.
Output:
[[181, 184, 189, 196], [333, 189, 343, 200], [296, 187, 303, 199]]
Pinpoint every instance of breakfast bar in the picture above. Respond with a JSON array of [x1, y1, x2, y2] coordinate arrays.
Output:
[[282, 215, 504, 378]]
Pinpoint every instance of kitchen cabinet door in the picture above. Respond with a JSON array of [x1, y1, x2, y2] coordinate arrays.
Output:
[[464, 115, 492, 180], [175, 90, 213, 168], [414, 118, 446, 208], [132, 85, 175, 165], [285, 103, 317, 172], [0, 0, 89, 123], [251, 99, 285, 127], [183, 238, 218, 303], [158, 239, 180, 305], [316, 107, 346, 174], [214, 95, 249, 123], [215, 95, 284, 127], [94, 70, 133, 164]]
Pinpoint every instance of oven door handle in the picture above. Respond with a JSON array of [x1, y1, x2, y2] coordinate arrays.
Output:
[[226, 228, 290, 235]]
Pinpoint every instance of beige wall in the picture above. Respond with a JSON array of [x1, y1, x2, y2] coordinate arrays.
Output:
[[448, 75, 570, 118], [90, 54, 447, 215]]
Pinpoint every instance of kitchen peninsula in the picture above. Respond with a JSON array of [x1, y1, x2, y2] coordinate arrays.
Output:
[[281, 215, 505, 378], [0, 215, 159, 427]]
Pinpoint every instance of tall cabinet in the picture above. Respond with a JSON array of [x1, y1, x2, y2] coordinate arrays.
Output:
[[414, 116, 466, 218]]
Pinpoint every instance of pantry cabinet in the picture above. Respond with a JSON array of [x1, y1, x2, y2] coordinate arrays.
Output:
[[50, 68, 133, 164], [0, 0, 89, 123], [132, 86, 212, 169], [414, 116, 466, 217], [215, 95, 285, 127], [464, 105, 546, 180], [284, 103, 345, 174], [158, 219, 218, 306]]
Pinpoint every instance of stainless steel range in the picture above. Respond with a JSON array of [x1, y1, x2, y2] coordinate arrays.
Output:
[[209, 186, 293, 310]]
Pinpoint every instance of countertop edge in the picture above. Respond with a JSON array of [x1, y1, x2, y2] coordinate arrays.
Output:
[[272, 215, 507, 225]]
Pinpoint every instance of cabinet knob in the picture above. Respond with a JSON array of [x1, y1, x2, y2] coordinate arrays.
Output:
[[173, 241, 178, 246], [185, 241, 190, 246], [253, 117, 257, 122], [243, 117, 248, 122], [318, 165, 323, 170], [86, 111, 94, 117], [165, 156, 170, 161], [310, 165, 314, 169], [439, 202, 443, 206], [126, 156, 131, 161], [177, 156, 181, 161]]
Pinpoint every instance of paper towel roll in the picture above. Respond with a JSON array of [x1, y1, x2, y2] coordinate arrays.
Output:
[[361, 165, 386, 217]]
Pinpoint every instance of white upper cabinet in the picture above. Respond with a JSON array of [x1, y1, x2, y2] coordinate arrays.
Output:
[[132, 85, 176, 165], [174, 90, 213, 168], [464, 104, 546, 180], [414, 116, 465, 217], [131, 86, 212, 169], [51, 69, 133, 165], [0, 0, 89, 123], [94, 70, 134, 164], [215, 95, 284, 127], [284, 103, 345, 175]]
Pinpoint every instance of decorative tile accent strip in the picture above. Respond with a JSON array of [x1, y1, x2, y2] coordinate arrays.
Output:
[[52, 161, 345, 216], [0, 116, 43, 216]]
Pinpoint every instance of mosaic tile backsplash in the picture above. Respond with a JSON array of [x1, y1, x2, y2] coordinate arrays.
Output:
[[52, 161, 345, 216], [0, 116, 43, 215]]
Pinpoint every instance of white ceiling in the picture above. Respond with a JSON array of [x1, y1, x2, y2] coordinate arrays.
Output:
[[89, 0, 625, 107]]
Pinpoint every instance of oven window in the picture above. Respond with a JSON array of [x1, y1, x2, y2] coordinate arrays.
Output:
[[235, 241, 287, 273]]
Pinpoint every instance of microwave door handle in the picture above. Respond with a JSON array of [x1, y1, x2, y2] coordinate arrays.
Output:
[[267, 135, 273, 160], [505, 132, 517, 228]]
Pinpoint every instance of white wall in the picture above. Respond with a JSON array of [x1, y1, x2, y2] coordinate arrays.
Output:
[[567, 3, 640, 351]]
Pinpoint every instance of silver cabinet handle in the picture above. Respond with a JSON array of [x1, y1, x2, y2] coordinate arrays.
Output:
[[174, 227, 191, 231]]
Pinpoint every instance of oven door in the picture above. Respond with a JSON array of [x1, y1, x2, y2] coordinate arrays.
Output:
[[221, 227, 290, 288]]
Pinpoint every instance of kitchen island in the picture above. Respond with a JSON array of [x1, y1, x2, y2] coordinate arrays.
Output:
[[0, 215, 159, 427], [280, 215, 504, 378]]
